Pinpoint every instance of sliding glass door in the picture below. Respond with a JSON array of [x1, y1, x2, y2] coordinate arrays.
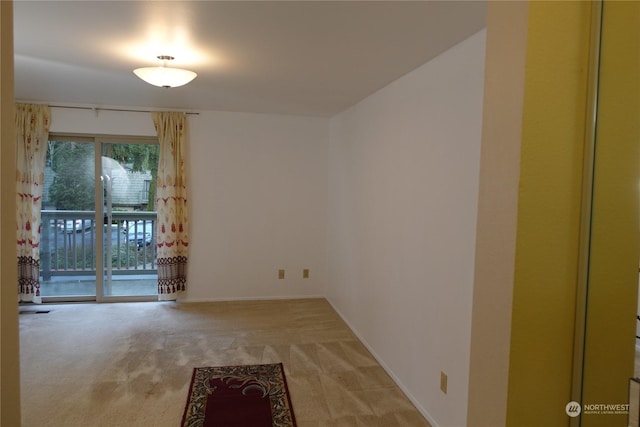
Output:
[[40, 135, 159, 301]]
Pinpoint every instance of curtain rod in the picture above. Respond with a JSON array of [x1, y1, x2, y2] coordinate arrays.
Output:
[[49, 105, 199, 115]]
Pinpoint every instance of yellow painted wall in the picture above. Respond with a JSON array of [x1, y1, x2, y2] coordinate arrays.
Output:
[[581, 2, 640, 426], [506, 2, 592, 426], [0, 1, 21, 426]]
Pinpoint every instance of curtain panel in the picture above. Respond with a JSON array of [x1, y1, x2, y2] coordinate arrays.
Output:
[[152, 112, 189, 300], [16, 104, 50, 303]]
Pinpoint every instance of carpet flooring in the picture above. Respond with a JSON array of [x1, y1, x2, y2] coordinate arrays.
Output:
[[20, 298, 432, 427]]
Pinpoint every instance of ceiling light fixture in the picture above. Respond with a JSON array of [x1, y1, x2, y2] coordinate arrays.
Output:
[[133, 55, 197, 88]]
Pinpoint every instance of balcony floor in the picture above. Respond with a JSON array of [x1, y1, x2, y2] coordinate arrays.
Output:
[[39, 274, 157, 298]]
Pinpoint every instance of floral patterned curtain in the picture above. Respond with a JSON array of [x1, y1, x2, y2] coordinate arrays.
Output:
[[153, 112, 189, 300], [16, 104, 50, 303]]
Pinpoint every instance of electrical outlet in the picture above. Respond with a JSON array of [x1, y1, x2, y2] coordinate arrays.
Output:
[[440, 371, 448, 394], [278, 269, 285, 279], [303, 269, 310, 278]]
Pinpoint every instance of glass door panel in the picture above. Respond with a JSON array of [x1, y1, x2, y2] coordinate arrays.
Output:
[[40, 139, 96, 299], [101, 141, 158, 298]]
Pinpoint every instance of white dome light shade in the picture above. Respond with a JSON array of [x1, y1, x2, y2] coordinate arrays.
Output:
[[133, 66, 197, 88], [133, 55, 196, 88]]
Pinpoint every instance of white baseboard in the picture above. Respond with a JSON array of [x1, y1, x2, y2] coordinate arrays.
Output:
[[179, 294, 325, 303], [325, 297, 441, 427]]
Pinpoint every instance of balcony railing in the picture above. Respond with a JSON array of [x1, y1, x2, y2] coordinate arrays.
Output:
[[40, 210, 157, 281]]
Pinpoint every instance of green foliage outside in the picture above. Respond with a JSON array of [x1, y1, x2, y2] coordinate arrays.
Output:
[[111, 245, 156, 269], [47, 140, 159, 211], [48, 141, 95, 210], [49, 244, 155, 270]]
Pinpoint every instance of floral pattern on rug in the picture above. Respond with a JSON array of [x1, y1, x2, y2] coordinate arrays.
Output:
[[182, 363, 297, 427]]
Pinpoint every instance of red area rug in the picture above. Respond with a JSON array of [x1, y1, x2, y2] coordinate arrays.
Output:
[[181, 363, 297, 427]]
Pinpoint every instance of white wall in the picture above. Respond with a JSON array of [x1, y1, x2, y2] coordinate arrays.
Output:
[[187, 111, 328, 301], [50, 108, 157, 136], [326, 30, 486, 427], [50, 107, 329, 301]]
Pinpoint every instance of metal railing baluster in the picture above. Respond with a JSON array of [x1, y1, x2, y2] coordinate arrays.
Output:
[[40, 210, 157, 280]]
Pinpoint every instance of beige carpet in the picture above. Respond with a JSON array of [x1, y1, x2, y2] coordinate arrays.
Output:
[[20, 298, 431, 427]]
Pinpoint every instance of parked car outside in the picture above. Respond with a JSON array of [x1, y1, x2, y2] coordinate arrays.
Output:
[[125, 221, 154, 248]]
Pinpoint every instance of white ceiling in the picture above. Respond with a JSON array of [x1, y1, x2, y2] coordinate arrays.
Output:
[[13, 1, 486, 117]]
